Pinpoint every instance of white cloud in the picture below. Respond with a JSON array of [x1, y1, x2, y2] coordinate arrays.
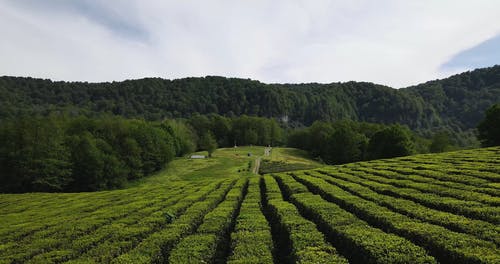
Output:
[[0, 0, 499, 87]]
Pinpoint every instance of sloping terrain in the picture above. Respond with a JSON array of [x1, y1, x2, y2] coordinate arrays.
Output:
[[1, 147, 499, 263], [1, 66, 499, 136]]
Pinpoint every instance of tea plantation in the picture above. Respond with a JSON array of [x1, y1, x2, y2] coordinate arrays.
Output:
[[1, 147, 499, 263]]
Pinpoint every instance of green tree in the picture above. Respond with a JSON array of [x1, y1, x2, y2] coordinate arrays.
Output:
[[68, 132, 106, 191], [29, 118, 73, 192], [308, 121, 334, 158], [287, 129, 310, 150], [94, 138, 127, 188], [430, 131, 452, 153], [326, 127, 368, 164], [199, 132, 217, 157], [132, 122, 175, 174], [244, 129, 258, 145], [121, 137, 143, 179], [210, 114, 231, 147], [162, 120, 196, 156], [0, 115, 190, 193], [188, 114, 211, 136], [269, 119, 284, 146], [0, 117, 72, 192], [368, 125, 415, 159], [478, 104, 500, 147]]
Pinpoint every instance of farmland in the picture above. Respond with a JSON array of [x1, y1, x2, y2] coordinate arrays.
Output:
[[1, 146, 500, 263]]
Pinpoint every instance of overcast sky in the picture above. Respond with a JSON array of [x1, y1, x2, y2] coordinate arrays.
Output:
[[0, 0, 499, 87]]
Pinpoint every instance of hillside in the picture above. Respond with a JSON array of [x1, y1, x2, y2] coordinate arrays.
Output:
[[1, 66, 500, 140], [1, 146, 499, 263]]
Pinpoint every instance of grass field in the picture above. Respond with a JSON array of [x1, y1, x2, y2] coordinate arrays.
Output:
[[1, 147, 500, 263], [258, 148, 322, 175]]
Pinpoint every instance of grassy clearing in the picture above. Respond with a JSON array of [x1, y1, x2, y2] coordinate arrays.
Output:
[[258, 148, 322, 174], [265, 148, 322, 166], [129, 146, 262, 185]]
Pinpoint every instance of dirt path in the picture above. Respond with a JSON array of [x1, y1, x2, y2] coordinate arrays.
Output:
[[253, 157, 261, 174]]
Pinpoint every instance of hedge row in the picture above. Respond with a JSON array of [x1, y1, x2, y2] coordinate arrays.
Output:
[[227, 177, 274, 264], [109, 180, 235, 263], [295, 173, 500, 264], [370, 165, 493, 188], [345, 166, 500, 206], [356, 165, 499, 197], [32, 187, 193, 263], [262, 175, 348, 263], [0, 182, 197, 263], [273, 173, 436, 264], [320, 169, 500, 224], [168, 178, 248, 263], [305, 170, 499, 246], [358, 149, 500, 182], [0, 183, 187, 242]]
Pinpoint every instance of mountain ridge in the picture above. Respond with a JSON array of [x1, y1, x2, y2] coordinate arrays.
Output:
[[1, 65, 499, 146], [2, 64, 498, 88]]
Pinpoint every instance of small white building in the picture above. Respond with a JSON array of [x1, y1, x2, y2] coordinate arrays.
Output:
[[190, 155, 206, 159]]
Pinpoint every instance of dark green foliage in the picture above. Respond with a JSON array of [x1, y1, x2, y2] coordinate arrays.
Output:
[[2, 66, 500, 147], [478, 104, 500, 147], [230, 115, 284, 146], [406, 66, 500, 130], [0, 112, 288, 192], [131, 122, 175, 174], [188, 114, 212, 136], [288, 121, 421, 165], [199, 132, 217, 157], [0, 116, 72, 192], [210, 114, 232, 147], [308, 122, 335, 158], [186, 114, 285, 148], [0, 116, 182, 192], [429, 131, 452, 153], [121, 137, 144, 179], [326, 126, 368, 164], [413, 135, 432, 154], [162, 120, 197, 156], [368, 125, 415, 159], [67, 132, 122, 191]]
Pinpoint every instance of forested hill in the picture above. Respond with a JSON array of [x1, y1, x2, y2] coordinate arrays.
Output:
[[405, 66, 500, 130], [1, 65, 499, 134]]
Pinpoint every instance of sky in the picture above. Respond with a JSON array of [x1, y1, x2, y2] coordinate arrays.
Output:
[[0, 0, 499, 88]]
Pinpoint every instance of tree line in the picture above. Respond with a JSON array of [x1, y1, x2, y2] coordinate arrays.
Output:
[[477, 103, 500, 147], [1, 102, 498, 193], [289, 103, 500, 165], [0, 116, 194, 193], [0, 114, 284, 193], [288, 121, 437, 165], [2, 65, 500, 148]]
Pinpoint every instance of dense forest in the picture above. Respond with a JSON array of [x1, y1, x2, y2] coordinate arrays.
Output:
[[0, 112, 458, 193], [1, 66, 499, 147], [0, 115, 285, 193], [288, 121, 417, 165], [0, 116, 183, 193]]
